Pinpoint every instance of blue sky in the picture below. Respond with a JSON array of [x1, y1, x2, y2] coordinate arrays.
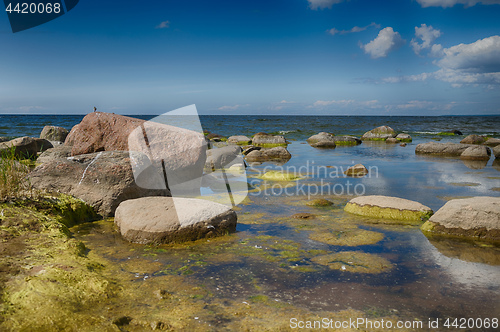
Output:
[[1, 0, 499, 115]]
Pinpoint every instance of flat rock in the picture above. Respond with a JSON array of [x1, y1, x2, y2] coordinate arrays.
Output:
[[460, 134, 487, 145], [307, 132, 336, 148], [252, 133, 287, 147], [40, 126, 69, 142], [484, 137, 500, 147], [345, 195, 433, 222], [245, 146, 291, 162], [460, 146, 491, 161], [228, 135, 252, 145], [29, 151, 170, 217], [115, 197, 237, 244], [361, 126, 396, 141], [36, 145, 73, 164], [421, 197, 500, 242], [415, 142, 473, 157]]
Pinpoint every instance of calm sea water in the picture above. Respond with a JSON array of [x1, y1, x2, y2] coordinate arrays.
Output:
[[4, 114, 500, 325]]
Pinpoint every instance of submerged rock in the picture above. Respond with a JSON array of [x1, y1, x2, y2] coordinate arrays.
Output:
[[259, 170, 301, 181], [252, 133, 287, 147], [344, 195, 433, 222], [245, 147, 291, 162], [306, 198, 334, 207], [40, 126, 69, 142], [460, 146, 491, 161], [415, 142, 472, 157], [29, 151, 170, 217], [309, 228, 384, 246], [460, 134, 487, 145], [311, 252, 392, 273], [421, 196, 500, 243], [291, 213, 316, 219], [461, 159, 488, 170], [361, 126, 396, 141], [228, 135, 252, 145], [332, 135, 361, 146], [115, 197, 237, 244], [344, 164, 368, 177]]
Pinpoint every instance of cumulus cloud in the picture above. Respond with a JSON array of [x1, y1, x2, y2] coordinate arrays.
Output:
[[308, 0, 344, 10], [411, 24, 442, 55], [327, 22, 380, 36], [361, 27, 405, 59], [155, 20, 170, 29], [417, 0, 500, 7], [383, 35, 500, 87]]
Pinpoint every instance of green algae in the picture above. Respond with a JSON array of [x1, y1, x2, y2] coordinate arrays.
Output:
[[309, 227, 384, 246], [306, 198, 334, 207], [344, 202, 432, 223], [311, 251, 393, 274], [259, 170, 303, 181]]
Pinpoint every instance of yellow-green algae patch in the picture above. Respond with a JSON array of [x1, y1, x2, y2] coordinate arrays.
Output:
[[309, 227, 384, 246], [344, 202, 432, 224], [311, 252, 393, 274], [259, 170, 303, 181]]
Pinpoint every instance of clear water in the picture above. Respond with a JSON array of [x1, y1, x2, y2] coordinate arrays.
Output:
[[4, 114, 500, 328]]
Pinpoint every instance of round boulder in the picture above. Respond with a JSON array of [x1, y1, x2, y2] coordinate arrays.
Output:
[[332, 136, 362, 146], [460, 146, 491, 161], [385, 138, 399, 144], [484, 138, 500, 147], [36, 145, 73, 164], [460, 134, 487, 145], [396, 133, 412, 142], [344, 195, 433, 222], [421, 197, 500, 243], [361, 126, 396, 141], [307, 132, 336, 148], [115, 197, 237, 244], [40, 126, 69, 142], [344, 164, 368, 177]]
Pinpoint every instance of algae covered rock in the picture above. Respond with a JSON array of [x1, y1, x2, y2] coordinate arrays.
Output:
[[385, 138, 399, 144], [484, 137, 500, 147], [421, 196, 500, 243], [361, 126, 396, 141], [115, 197, 237, 244], [305, 198, 334, 207], [252, 132, 287, 147], [259, 170, 302, 181], [344, 164, 368, 177], [309, 228, 384, 246], [396, 133, 412, 142], [344, 195, 433, 222], [311, 252, 392, 273], [332, 135, 361, 146]]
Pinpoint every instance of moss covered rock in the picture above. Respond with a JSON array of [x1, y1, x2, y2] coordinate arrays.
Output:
[[361, 126, 396, 141], [344, 195, 433, 222], [311, 252, 393, 273]]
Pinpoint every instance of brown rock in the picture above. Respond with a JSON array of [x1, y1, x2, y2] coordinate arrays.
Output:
[[460, 134, 487, 145], [460, 146, 491, 161], [344, 164, 368, 177]]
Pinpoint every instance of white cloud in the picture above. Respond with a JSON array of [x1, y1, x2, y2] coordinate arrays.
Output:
[[361, 27, 405, 59], [417, 0, 500, 7], [430, 44, 444, 57], [327, 22, 380, 36], [308, 0, 344, 10], [310, 99, 380, 108], [218, 104, 249, 111], [411, 24, 442, 55], [383, 35, 500, 87], [394, 100, 457, 111], [155, 21, 170, 29]]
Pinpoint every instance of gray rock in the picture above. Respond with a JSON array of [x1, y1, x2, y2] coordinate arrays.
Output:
[[28, 151, 170, 217], [245, 146, 291, 162], [242, 146, 261, 155], [205, 145, 243, 170], [460, 134, 487, 145], [307, 132, 336, 148], [332, 135, 362, 145], [40, 126, 69, 142], [0, 136, 52, 158], [494, 145, 500, 159], [460, 146, 491, 161], [252, 133, 287, 147], [115, 197, 237, 244], [396, 133, 412, 142], [361, 126, 396, 141], [484, 138, 500, 147], [421, 197, 500, 242], [415, 142, 473, 157], [227, 135, 252, 145], [0, 137, 9, 143], [36, 145, 73, 164]]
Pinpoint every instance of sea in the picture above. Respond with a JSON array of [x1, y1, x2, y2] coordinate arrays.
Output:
[[2, 114, 500, 326]]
